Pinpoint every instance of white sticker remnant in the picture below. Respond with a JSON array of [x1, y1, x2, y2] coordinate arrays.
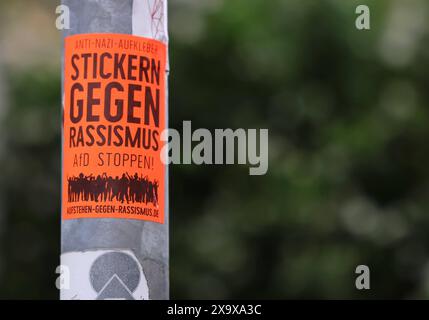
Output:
[[60, 249, 149, 300], [132, 0, 168, 43]]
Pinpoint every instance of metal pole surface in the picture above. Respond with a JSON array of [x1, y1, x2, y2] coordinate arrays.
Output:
[[60, 0, 169, 300]]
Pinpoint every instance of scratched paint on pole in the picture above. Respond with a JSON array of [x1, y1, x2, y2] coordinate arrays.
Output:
[[62, 33, 166, 223]]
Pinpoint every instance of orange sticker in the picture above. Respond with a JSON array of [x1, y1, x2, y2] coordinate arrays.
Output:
[[62, 33, 166, 223]]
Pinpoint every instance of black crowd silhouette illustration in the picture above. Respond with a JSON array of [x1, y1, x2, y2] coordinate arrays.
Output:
[[67, 172, 159, 207]]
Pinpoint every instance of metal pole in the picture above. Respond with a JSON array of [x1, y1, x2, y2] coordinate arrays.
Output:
[[60, 0, 169, 300]]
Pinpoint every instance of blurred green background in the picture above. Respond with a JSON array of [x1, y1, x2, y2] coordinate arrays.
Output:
[[1, 0, 429, 299]]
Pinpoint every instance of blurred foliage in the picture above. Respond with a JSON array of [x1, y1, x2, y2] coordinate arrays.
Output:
[[1, 0, 429, 298], [0, 68, 61, 298]]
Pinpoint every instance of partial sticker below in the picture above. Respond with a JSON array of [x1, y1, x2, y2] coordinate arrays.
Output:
[[60, 249, 149, 300]]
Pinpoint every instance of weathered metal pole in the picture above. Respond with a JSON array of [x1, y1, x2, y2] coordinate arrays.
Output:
[[60, 0, 169, 300]]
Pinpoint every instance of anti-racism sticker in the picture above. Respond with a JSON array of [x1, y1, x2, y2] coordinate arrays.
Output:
[[62, 33, 166, 223]]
